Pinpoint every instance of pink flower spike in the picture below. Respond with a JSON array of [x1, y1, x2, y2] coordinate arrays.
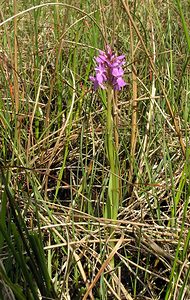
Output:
[[89, 46, 126, 90]]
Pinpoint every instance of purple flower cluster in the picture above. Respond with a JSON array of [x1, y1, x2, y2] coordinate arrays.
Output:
[[90, 45, 126, 91]]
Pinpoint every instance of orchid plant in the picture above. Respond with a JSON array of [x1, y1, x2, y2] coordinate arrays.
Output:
[[90, 46, 126, 222]]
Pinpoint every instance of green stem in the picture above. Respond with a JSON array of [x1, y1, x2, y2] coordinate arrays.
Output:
[[104, 86, 121, 269], [105, 86, 120, 221]]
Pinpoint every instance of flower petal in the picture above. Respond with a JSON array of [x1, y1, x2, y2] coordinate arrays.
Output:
[[112, 67, 124, 77], [116, 77, 126, 89]]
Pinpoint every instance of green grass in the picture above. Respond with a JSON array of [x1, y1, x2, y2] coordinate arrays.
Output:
[[0, 0, 190, 299]]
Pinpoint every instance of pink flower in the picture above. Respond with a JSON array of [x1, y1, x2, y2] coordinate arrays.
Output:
[[90, 46, 126, 90]]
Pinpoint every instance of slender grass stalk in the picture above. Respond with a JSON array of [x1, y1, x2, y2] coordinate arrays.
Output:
[[13, 0, 19, 115], [127, 0, 138, 193], [32, 3, 41, 139], [176, 0, 190, 53]]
